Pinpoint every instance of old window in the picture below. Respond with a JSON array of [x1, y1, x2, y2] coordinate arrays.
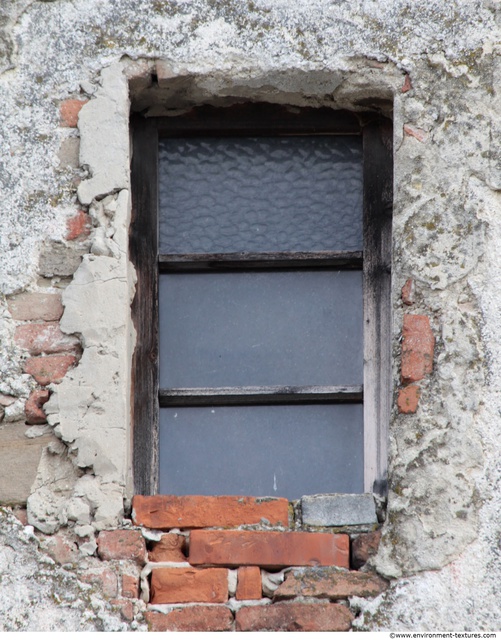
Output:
[[130, 104, 392, 498]]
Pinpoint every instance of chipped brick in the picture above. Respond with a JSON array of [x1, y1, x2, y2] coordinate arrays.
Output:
[[189, 530, 349, 570], [66, 210, 91, 241], [132, 494, 289, 529], [25, 389, 50, 425], [148, 533, 186, 562], [150, 567, 228, 604], [81, 568, 118, 598], [403, 124, 428, 143], [401, 278, 415, 305], [15, 322, 80, 356], [8, 293, 63, 321], [236, 566, 262, 600], [121, 573, 140, 599], [24, 354, 77, 386], [401, 314, 435, 383], [97, 530, 146, 564], [146, 607, 233, 632], [398, 384, 420, 414], [401, 74, 412, 93], [111, 599, 134, 622], [351, 530, 382, 569], [235, 602, 353, 632], [60, 99, 88, 127], [273, 567, 388, 600]]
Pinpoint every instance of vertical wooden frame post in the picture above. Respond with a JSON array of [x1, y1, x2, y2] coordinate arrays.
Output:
[[130, 116, 159, 495], [363, 118, 393, 495]]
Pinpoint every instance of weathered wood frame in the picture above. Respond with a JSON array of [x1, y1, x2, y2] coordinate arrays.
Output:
[[130, 104, 392, 496]]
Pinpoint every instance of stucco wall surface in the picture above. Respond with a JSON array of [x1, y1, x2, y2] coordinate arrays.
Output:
[[0, 509, 140, 631], [0, 0, 500, 630]]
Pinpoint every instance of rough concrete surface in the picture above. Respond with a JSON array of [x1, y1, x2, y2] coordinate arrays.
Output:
[[0, 0, 499, 630], [0, 508, 139, 631]]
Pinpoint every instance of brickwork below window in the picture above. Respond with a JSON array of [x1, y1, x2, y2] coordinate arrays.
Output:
[[69, 494, 389, 632]]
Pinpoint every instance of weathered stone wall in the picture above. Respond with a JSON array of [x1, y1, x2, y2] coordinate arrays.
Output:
[[0, 0, 500, 630]]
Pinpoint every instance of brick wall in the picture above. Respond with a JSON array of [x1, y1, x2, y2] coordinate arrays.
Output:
[[44, 495, 386, 632], [2, 99, 92, 433]]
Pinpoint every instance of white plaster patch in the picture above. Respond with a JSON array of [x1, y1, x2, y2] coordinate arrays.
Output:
[[77, 64, 130, 206]]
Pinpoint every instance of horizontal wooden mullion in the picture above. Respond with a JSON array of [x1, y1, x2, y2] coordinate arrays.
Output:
[[159, 385, 363, 407], [155, 105, 363, 136], [159, 251, 363, 271]]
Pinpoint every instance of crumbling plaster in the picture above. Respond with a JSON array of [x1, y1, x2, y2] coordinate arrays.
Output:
[[0, 508, 142, 631], [0, 0, 500, 630]]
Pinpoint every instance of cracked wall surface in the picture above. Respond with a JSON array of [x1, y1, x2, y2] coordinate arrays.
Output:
[[0, 0, 500, 630]]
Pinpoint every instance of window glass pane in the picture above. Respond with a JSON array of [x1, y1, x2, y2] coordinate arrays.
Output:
[[159, 136, 363, 253], [159, 270, 363, 387], [159, 404, 364, 498]]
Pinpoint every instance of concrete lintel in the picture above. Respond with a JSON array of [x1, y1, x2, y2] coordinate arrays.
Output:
[[301, 493, 378, 526]]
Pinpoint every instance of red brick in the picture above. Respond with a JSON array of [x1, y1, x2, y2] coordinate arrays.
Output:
[[25, 389, 50, 425], [189, 530, 349, 570], [148, 533, 186, 562], [60, 99, 88, 127], [8, 293, 63, 321], [66, 210, 91, 241], [132, 494, 289, 529], [401, 314, 434, 383], [97, 530, 146, 564], [403, 124, 428, 143], [401, 74, 412, 93], [24, 354, 77, 386], [401, 278, 415, 305], [150, 567, 228, 604], [43, 532, 79, 565], [273, 567, 388, 600], [236, 566, 262, 600], [121, 573, 140, 599], [398, 384, 420, 414], [81, 568, 118, 597], [235, 602, 353, 632], [111, 599, 134, 622], [146, 607, 233, 632], [14, 322, 80, 356], [0, 394, 16, 407], [351, 530, 382, 569], [12, 508, 28, 526]]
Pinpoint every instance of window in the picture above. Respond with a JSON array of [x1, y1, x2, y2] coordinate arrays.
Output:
[[130, 104, 392, 498]]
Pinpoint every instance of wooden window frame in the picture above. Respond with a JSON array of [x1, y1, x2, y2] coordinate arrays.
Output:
[[130, 104, 393, 496]]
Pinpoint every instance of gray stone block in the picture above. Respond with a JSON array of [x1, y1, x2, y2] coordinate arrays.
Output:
[[58, 137, 80, 169], [0, 421, 55, 504], [301, 493, 377, 527], [39, 241, 84, 277]]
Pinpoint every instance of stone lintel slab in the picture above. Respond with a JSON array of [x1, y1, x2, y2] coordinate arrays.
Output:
[[301, 493, 377, 526]]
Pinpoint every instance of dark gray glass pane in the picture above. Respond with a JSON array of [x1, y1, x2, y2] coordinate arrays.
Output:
[[159, 404, 363, 498], [159, 270, 363, 387], [159, 136, 363, 253]]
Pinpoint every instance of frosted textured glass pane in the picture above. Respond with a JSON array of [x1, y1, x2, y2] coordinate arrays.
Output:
[[159, 404, 363, 498], [159, 136, 363, 253], [159, 270, 363, 387]]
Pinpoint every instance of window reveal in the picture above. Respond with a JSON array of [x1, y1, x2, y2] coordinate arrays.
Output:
[[130, 104, 392, 499]]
